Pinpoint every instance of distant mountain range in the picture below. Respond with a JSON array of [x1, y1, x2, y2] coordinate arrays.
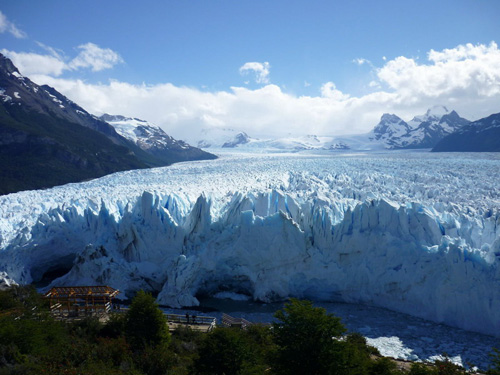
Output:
[[432, 112, 500, 152], [0, 54, 215, 195], [369, 106, 470, 149], [193, 106, 474, 152]]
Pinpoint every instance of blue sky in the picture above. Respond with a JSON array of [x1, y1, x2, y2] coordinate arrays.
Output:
[[1, 0, 500, 139]]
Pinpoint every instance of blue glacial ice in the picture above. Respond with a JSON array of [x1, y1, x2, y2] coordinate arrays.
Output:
[[0, 151, 499, 337]]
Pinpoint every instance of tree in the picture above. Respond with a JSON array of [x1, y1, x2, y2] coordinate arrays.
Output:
[[271, 298, 347, 375], [125, 290, 170, 351], [488, 348, 500, 375], [193, 327, 249, 375]]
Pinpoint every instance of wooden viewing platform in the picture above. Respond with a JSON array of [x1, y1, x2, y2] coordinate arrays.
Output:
[[44, 286, 119, 320], [165, 313, 216, 332]]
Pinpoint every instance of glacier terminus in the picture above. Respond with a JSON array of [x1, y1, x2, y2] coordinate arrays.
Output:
[[0, 150, 499, 338]]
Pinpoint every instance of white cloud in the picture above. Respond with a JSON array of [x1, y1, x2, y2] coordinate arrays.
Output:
[[353, 58, 370, 66], [0, 11, 26, 38], [9, 42, 500, 141], [1, 43, 123, 77], [320, 82, 350, 101], [1, 49, 66, 76], [377, 42, 500, 98], [239, 61, 270, 84], [68, 43, 124, 72]]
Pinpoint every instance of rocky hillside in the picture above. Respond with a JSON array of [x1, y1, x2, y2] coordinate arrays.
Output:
[[100, 114, 216, 164], [0, 54, 215, 195], [432, 112, 500, 152]]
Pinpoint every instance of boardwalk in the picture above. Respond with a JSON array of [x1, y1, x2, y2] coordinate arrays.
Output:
[[165, 313, 217, 332]]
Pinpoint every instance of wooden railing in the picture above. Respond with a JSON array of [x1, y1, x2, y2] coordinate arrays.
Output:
[[165, 313, 216, 330], [221, 313, 253, 329]]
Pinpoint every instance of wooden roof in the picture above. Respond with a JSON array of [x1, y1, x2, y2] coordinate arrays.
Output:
[[44, 286, 119, 298]]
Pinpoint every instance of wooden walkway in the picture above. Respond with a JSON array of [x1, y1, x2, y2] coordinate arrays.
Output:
[[165, 313, 216, 332]]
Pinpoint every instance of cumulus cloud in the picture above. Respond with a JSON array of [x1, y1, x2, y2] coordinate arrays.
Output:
[[239, 61, 270, 84], [377, 42, 500, 98], [68, 43, 124, 72], [1, 49, 66, 76], [12, 42, 500, 140], [0, 11, 26, 38], [320, 82, 350, 101], [1, 43, 123, 77]]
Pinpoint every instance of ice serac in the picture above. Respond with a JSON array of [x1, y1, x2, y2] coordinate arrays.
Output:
[[0, 154, 499, 337]]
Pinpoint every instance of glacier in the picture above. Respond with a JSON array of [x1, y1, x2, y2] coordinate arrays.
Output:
[[0, 151, 499, 336]]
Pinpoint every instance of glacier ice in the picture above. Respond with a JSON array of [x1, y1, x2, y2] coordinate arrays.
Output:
[[0, 151, 499, 336]]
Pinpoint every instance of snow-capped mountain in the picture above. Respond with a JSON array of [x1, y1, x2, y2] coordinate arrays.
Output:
[[0, 53, 216, 195], [195, 128, 349, 151], [1, 152, 499, 337], [0, 53, 151, 195], [0, 55, 127, 145], [369, 106, 470, 149], [221, 132, 252, 148], [192, 106, 468, 152], [371, 114, 412, 144], [433, 111, 500, 152], [194, 127, 256, 148], [100, 114, 216, 164]]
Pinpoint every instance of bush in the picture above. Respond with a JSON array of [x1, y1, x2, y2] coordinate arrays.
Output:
[[194, 327, 250, 375], [271, 298, 349, 375], [409, 363, 435, 375], [434, 355, 466, 375], [125, 290, 170, 351], [369, 357, 400, 375]]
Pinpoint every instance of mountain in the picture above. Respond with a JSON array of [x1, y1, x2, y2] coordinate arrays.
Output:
[[221, 132, 251, 148], [99, 114, 216, 164], [194, 127, 257, 148], [194, 128, 350, 151], [0, 54, 215, 195], [432, 112, 500, 152], [370, 106, 470, 149], [191, 106, 468, 152], [370, 113, 412, 147], [0, 54, 152, 195]]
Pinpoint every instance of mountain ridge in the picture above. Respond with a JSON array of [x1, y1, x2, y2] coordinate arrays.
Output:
[[370, 106, 470, 149], [0, 53, 215, 195], [99, 114, 217, 164], [432, 111, 500, 152]]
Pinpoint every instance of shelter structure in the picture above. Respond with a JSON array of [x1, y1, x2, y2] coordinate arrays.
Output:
[[44, 286, 119, 319]]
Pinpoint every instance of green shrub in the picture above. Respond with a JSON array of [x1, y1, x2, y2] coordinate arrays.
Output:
[[409, 363, 435, 375], [271, 298, 349, 375], [194, 327, 249, 375], [125, 290, 170, 351], [369, 357, 400, 375]]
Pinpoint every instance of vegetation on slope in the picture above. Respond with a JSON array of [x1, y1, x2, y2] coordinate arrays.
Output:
[[0, 286, 498, 374]]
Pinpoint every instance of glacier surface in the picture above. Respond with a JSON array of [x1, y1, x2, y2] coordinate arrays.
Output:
[[1, 151, 499, 336]]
